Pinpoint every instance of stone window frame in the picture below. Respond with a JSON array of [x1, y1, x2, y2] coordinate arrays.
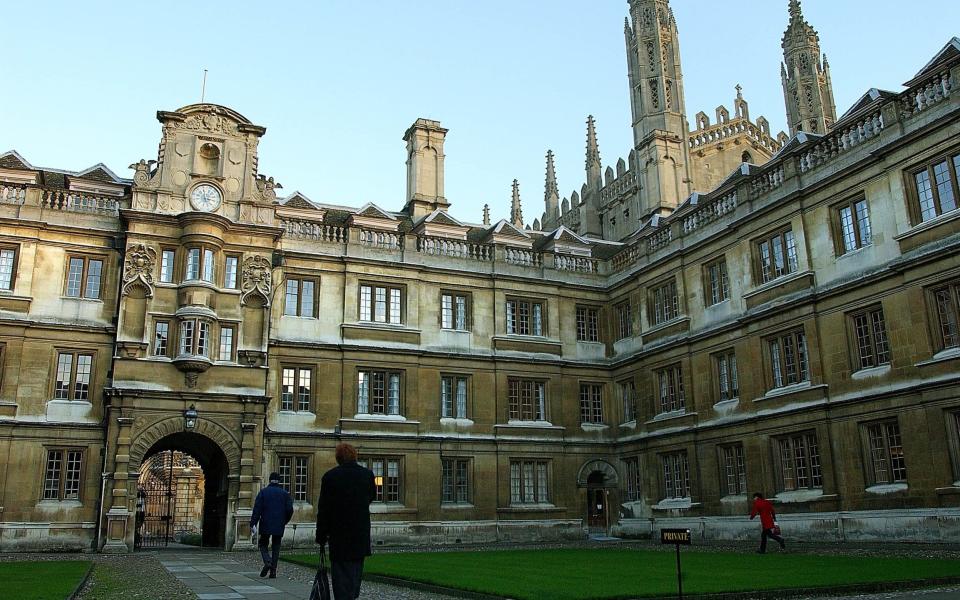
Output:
[[614, 299, 633, 340], [717, 443, 747, 497], [158, 247, 177, 284], [659, 450, 691, 501], [765, 327, 810, 390], [772, 430, 823, 492], [618, 378, 637, 424], [713, 349, 739, 403], [0, 243, 19, 292], [831, 194, 873, 255], [218, 322, 238, 362], [153, 319, 171, 357], [647, 277, 680, 327], [505, 296, 546, 337], [578, 381, 604, 425], [575, 304, 601, 343], [859, 418, 908, 487], [441, 457, 472, 505], [279, 365, 314, 413], [283, 275, 320, 318], [752, 226, 799, 286], [439, 289, 472, 332], [183, 245, 218, 285], [178, 318, 212, 359], [507, 377, 547, 422], [223, 253, 242, 290], [440, 373, 470, 420], [52, 349, 96, 402], [358, 281, 405, 325], [847, 305, 891, 371], [946, 409, 960, 485], [904, 149, 960, 225], [277, 454, 310, 503], [356, 369, 403, 417], [928, 280, 960, 353], [64, 253, 105, 300], [41, 446, 85, 502], [360, 455, 404, 504], [703, 257, 730, 306], [509, 458, 551, 505], [654, 363, 685, 415], [623, 456, 642, 502]]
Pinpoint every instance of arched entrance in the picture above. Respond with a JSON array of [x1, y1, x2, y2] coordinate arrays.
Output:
[[577, 460, 620, 536], [135, 432, 229, 549]]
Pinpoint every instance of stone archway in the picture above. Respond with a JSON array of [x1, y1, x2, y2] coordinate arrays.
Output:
[[577, 459, 620, 536], [576, 459, 619, 487]]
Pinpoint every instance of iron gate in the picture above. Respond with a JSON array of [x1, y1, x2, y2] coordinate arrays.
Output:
[[135, 451, 176, 549]]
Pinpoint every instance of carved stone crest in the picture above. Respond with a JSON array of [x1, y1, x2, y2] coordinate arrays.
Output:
[[122, 243, 157, 297], [240, 255, 272, 306]]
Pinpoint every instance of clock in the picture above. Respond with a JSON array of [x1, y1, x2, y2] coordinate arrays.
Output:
[[190, 184, 222, 212]]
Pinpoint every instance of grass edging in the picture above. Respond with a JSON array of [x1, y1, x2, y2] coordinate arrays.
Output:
[[67, 561, 95, 600], [359, 573, 960, 600]]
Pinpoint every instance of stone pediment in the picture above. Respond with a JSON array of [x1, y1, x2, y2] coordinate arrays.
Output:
[[160, 103, 265, 139], [276, 191, 327, 222], [77, 163, 125, 184], [909, 37, 960, 84], [540, 225, 592, 256], [68, 163, 128, 196], [0, 150, 38, 185], [411, 209, 470, 240], [350, 203, 400, 231], [485, 219, 533, 248]]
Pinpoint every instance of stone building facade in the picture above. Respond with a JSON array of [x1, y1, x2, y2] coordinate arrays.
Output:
[[1, 1, 959, 551]]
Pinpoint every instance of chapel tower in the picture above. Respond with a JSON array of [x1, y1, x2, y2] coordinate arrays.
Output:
[[624, 0, 692, 217], [781, 0, 837, 135]]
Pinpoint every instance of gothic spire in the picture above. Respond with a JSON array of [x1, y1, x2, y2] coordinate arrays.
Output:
[[585, 115, 601, 170], [510, 179, 523, 228], [781, 0, 837, 135], [482, 203, 490, 226], [543, 150, 560, 230], [788, 0, 802, 22]]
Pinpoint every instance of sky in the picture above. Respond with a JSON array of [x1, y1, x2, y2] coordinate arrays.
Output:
[[2, 1, 957, 225]]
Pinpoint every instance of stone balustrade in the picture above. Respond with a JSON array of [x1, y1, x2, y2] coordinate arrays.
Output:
[[681, 190, 738, 234], [504, 247, 543, 268], [600, 170, 639, 203], [358, 229, 402, 250], [417, 236, 493, 261], [798, 109, 884, 173], [554, 254, 599, 273], [0, 183, 27, 205], [689, 120, 782, 153], [901, 69, 954, 118], [647, 226, 673, 252], [280, 218, 348, 243], [749, 163, 785, 199], [39, 188, 121, 214]]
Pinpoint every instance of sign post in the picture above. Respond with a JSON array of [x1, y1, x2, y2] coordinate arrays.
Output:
[[660, 528, 691, 600]]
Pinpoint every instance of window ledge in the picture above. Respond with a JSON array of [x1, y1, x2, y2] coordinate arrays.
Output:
[[720, 494, 749, 503], [744, 270, 812, 299], [495, 334, 556, 342], [60, 296, 103, 304], [179, 279, 219, 290], [645, 316, 690, 336], [894, 207, 960, 241], [499, 420, 559, 429], [713, 398, 740, 412], [352, 321, 414, 331], [580, 423, 609, 432], [37, 499, 82, 508], [619, 420, 638, 429], [774, 490, 834, 504], [278, 410, 316, 417], [653, 498, 698, 511], [281, 315, 318, 320], [440, 328, 472, 334], [865, 483, 908, 495], [576, 340, 605, 346], [935, 485, 960, 496], [370, 504, 416, 515], [440, 417, 474, 427], [836, 244, 873, 261], [916, 347, 960, 367], [646, 409, 694, 424], [352, 414, 408, 422], [706, 299, 731, 309], [440, 503, 475, 510], [498, 504, 564, 514], [852, 364, 892, 380], [757, 382, 828, 401]]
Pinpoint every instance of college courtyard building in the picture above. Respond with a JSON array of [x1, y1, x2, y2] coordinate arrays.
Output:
[[1, 1, 960, 552]]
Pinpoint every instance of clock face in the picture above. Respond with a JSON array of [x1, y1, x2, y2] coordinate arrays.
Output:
[[190, 184, 222, 212]]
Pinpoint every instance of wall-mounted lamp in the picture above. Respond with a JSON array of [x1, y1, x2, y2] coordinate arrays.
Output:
[[184, 404, 198, 429]]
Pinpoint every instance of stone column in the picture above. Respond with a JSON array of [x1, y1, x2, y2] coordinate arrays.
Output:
[[103, 415, 134, 552]]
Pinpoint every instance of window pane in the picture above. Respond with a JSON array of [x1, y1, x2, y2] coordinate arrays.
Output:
[[298, 369, 311, 411], [532, 303, 543, 336], [186, 249, 201, 280], [357, 372, 369, 413], [933, 160, 956, 214], [202, 249, 214, 283], [284, 280, 299, 316], [441, 295, 453, 329], [301, 280, 315, 318], [536, 462, 548, 502], [197, 322, 209, 357], [935, 288, 960, 349], [154, 322, 169, 356], [0, 248, 15, 290], [225, 256, 238, 289], [180, 320, 194, 355], [160, 250, 175, 283], [44, 450, 63, 500], [388, 373, 400, 415], [74, 355, 92, 401], [915, 170, 937, 221], [456, 378, 467, 418], [55, 353, 73, 400], [510, 462, 521, 503], [66, 258, 84, 297], [441, 377, 452, 418], [218, 327, 233, 361], [506, 301, 516, 334], [281, 368, 295, 411], [84, 259, 103, 299], [455, 295, 467, 330], [64, 450, 82, 500], [855, 200, 872, 247], [840, 206, 857, 253], [360, 286, 372, 321], [390, 288, 401, 324], [375, 287, 387, 322], [294, 457, 308, 501]]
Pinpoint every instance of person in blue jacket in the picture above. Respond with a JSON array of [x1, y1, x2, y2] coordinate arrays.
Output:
[[251, 471, 294, 578]]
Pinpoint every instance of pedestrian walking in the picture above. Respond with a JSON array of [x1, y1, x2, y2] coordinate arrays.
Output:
[[251, 471, 294, 578], [316, 443, 377, 600], [750, 491, 785, 553]]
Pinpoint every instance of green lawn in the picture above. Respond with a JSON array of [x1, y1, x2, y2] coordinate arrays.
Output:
[[286, 549, 960, 600], [0, 560, 91, 600]]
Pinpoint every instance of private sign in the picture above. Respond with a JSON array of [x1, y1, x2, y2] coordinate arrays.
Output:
[[660, 528, 691, 545]]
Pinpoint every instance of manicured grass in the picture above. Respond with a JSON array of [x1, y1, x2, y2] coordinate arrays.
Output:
[[0, 560, 91, 600], [287, 549, 960, 600]]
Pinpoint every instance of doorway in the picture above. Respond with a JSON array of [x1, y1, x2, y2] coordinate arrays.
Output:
[[134, 431, 229, 549], [586, 471, 609, 535]]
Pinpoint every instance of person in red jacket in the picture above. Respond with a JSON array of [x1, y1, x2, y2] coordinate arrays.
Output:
[[750, 492, 785, 553]]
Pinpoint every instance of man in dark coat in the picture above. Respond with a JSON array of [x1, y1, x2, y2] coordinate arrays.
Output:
[[251, 471, 294, 578], [750, 491, 785, 553], [316, 443, 376, 600]]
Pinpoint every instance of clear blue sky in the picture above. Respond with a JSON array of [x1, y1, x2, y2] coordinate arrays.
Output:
[[2, 1, 956, 225]]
